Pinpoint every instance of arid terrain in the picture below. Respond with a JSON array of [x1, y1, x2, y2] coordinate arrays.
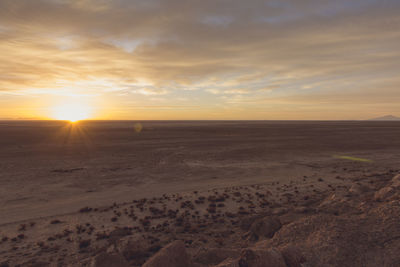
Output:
[[1, 121, 400, 267]]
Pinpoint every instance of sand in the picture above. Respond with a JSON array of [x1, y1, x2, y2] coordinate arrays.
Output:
[[0, 120, 400, 266]]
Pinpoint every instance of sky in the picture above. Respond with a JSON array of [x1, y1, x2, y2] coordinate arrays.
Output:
[[0, 0, 399, 120]]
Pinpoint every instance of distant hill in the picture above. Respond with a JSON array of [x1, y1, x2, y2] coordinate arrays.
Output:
[[369, 115, 400, 121]]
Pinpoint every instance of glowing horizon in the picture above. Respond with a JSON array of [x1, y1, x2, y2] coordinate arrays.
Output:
[[51, 102, 92, 122], [1, 0, 400, 120]]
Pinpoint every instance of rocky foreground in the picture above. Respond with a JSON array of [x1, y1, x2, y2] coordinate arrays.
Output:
[[1, 169, 400, 267]]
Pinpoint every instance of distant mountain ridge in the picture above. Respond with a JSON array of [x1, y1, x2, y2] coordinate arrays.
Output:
[[369, 115, 400, 121]]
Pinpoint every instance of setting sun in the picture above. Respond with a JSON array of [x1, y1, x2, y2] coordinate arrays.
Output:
[[52, 103, 92, 122]]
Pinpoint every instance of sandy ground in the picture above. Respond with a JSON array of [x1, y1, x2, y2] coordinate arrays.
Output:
[[0, 121, 400, 266]]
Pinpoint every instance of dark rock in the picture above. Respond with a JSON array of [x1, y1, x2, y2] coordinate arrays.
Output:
[[348, 184, 370, 195], [214, 257, 239, 267], [194, 248, 239, 265], [239, 248, 287, 267], [79, 239, 91, 249], [142, 240, 193, 267], [91, 252, 129, 267], [374, 186, 395, 201], [108, 227, 132, 243], [121, 240, 152, 266], [391, 174, 400, 187], [249, 216, 281, 241], [240, 215, 264, 231], [279, 245, 306, 267]]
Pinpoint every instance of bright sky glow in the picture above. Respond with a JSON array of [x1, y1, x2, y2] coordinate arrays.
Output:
[[52, 102, 92, 122]]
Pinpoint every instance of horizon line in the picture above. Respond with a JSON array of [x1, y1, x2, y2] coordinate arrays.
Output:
[[1, 119, 399, 122]]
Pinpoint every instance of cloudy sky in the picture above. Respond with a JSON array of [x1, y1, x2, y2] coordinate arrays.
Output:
[[0, 0, 399, 120]]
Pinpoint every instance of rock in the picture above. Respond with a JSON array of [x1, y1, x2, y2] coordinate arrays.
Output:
[[194, 248, 239, 265], [272, 208, 288, 215], [293, 206, 308, 213], [292, 206, 315, 215], [142, 240, 193, 267], [79, 239, 91, 249], [391, 174, 400, 187], [254, 239, 272, 249], [240, 215, 264, 231], [374, 186, 395, 201], [21, 261, 50, 267], [266, 203, 400, 267], [120, 239, 152, 266], [214, 258, 240, 267], [249, 216, 281, 241], [317, 191, 361, 215], [214, 248, 287, 267], [279, 245, 306, 267], [279, 212, 306, 225], [239, 248, 287, 267], [108, 227, 132, 244], [320, 192, 350, 205], [348, 184, 370, 195], [91, 252, 129, 267]]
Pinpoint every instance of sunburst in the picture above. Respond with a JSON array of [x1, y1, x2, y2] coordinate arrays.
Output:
[[52, 103, 92, 122]]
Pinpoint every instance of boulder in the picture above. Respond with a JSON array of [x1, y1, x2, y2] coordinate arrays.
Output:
[[249, 216, 281, 241], [348, 184, 370, 195], [391, 174, 400, 188], [214, 258, 240, 267], [240, 215, 265, 231], [91, 252, 129, 267], [279, 246, 306, 267], [142, 240, 193, 267], [254, 239, 272, 249], [320, 191, 350, 205], [194, 248, 240, 265], [317, 192, 360, 215], [272, 208, 288, 216], [214, 248, 287, 267], [119, 238, 153, 266], [21, 261, 50, 267], [374, 186, 395, 202], [239, 248, 287, 267], [293, 206, 309, 214], [108, 227, 132, 244]]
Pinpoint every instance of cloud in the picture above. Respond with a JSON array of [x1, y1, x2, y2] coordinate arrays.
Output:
[[132, 87, 169, 95], [0, 0, 400, 118]]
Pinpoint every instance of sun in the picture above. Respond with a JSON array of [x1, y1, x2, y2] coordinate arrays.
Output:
[[52, 103, 92, 122]]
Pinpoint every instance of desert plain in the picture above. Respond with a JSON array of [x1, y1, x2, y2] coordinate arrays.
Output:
[[1, 120, 400, 267]]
